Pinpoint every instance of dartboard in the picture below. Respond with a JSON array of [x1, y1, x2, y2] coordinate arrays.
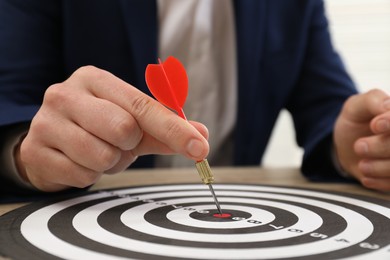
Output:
[[0, 184, 389, 259]]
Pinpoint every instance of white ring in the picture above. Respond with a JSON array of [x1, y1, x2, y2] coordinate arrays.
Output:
[[19, 184, 389, 259]]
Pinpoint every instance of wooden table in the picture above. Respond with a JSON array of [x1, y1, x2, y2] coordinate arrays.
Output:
[[1, 167, 389, 216]]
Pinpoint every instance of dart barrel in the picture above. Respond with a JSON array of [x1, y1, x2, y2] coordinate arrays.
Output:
[[195, 159, 214, 185]]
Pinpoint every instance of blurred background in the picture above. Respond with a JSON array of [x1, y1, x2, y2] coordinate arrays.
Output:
[[263, 0, 390, 167]]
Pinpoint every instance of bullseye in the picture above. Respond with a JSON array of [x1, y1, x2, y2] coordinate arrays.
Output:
[[213, 213, 231, 218]]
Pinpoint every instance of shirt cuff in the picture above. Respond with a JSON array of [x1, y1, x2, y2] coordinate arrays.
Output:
[[0, 125, 36, 190]]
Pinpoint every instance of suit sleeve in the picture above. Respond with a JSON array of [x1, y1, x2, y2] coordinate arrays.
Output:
[[285, 0, 358, 182], [0, 0, 64, 126], [0, 0, 65, 195]]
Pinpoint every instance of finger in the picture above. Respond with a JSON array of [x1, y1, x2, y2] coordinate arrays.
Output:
[[105, 122, 209, 174], [105, 121, 210, 174], [370, 111, 390, 135], [71, 97, 143, 151], [189, 121, 209, 140], [21, 145, 101, 191], [44, 83, 143, 151], [361, 176, 390, 192], [132, 122, 210, 157], [74, 66, 209, 160], [358, 158, 390, 178], [30, 112, 122, 172], [354, 134, 390, 159], [123, 95, 209, 160], [340, 89, 389, 123], [104, 150, 138, 174]]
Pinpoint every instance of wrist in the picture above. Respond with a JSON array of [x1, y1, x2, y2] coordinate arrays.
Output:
[[14, 135, 30, 184], [331, 144, 354, 179], [0, 123, 35, 190]]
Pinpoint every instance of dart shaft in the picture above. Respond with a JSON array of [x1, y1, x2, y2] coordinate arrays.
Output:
[[195, 159, 223, 214], [207, 184, 223, 215]]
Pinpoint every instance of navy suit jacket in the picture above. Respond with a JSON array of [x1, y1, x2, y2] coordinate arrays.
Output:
[[0, 0, 357, 188]]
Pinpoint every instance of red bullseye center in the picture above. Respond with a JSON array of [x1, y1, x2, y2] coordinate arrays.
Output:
[[213, 213, 231, 218]]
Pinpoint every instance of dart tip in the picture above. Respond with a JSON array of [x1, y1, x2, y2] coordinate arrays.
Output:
[[216, 206, 223, 215]]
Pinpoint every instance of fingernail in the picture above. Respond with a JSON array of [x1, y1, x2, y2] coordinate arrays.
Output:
[[186, 139, 205, 158], [361, 177, 375, 189], [383, 99, 390, 110], [376, 119, 390, 132], [359, 161, 372, 175], [355, 141, 368, 155]]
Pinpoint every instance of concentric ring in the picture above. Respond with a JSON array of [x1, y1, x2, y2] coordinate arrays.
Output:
[[0, 184, 389, 260]]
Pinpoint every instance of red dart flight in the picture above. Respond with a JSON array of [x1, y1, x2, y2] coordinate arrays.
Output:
[[145, 56, 188, 119]]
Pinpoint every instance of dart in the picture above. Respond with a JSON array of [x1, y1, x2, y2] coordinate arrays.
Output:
[[145, 56, 223, 215]]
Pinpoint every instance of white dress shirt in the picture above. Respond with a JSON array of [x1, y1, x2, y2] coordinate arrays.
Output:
[[156, 0, 237, 167]]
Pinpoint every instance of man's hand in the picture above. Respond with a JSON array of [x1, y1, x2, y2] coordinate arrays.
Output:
[[15, 66, 209, 192], [334, 89, 390, 191]]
